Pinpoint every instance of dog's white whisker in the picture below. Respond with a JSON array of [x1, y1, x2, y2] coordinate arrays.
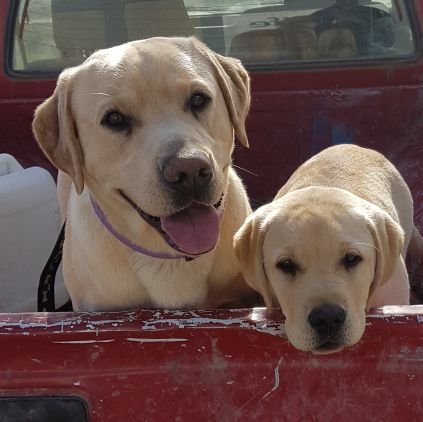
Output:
[[107, 84, 120, 92], [351, 242, 380, 253], [232, 164, 258, 177], [90, 92, 112, 97]]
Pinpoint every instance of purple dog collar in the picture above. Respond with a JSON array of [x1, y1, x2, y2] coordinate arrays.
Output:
[[89, 195, 195, 261]]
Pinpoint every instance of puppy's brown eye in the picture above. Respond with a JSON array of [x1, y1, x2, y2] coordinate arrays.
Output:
[[101, 111, 130, 132], [342, 253, 362, 269], [277, 259, 297, 276], [188, 92, 210, 113]]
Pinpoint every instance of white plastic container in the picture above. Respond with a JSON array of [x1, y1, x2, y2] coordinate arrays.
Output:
[[0, 154, 69, 312]]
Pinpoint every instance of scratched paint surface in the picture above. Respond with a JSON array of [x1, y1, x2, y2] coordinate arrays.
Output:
[[0, 306, 422, 421]]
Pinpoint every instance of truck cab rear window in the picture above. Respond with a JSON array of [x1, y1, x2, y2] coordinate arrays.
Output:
[[10, 0, 416, 75], [0, 397, 87, 422]]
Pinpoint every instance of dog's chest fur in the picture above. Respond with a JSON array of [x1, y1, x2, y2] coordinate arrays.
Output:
[[66, 195, 213, 309]]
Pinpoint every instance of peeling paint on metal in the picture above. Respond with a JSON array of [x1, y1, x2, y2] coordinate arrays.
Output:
[[140, 316, 285, 338], [0, 317, 131, 332], [141, 317, 251, 329], [126, 338, 188, 343], [0, 319, 78, 329], [381, 305, 423, 315], [52, 339, 115, 344]]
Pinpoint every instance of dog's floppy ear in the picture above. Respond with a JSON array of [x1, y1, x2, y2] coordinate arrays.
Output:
[[234, 210, 274, 307], [365, 207, 404, 308], [193, 38, 250, 147], [32, 67, 84, 194]]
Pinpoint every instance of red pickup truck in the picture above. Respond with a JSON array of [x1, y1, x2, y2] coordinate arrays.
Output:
[[0, 1, 422, 420]]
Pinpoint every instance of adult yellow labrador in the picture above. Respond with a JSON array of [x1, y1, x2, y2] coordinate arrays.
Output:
[[234, 144, 423, 354], [33, 37, 255, 311]]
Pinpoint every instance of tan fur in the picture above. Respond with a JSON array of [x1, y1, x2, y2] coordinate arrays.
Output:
[[235, 144, 423, 352], [230, 29, 285, 62], [33, 36, 256, 311], [229, 22, 318, 62], [229, 21, 357, 63], [318, 28, 357, 58]]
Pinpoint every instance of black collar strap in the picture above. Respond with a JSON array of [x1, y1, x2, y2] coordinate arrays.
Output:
[[37, 221, 72, 312]]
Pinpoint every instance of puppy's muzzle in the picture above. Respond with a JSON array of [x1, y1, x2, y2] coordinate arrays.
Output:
[[162, 153, 213, 198], [308, 304, 346, 338]]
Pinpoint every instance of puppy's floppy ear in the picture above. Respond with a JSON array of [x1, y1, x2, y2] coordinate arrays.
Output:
[[365, 206, 404, 308], [32, 67, 84, 194], [193, 38, 250, 147], [234, 210, 274, 308]]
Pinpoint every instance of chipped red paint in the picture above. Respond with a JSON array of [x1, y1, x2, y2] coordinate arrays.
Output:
[[0, 307, 422, 420]]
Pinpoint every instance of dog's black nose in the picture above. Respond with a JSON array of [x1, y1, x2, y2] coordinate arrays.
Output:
[[162, 154, 212, 196], [308, 304, 346, 336]]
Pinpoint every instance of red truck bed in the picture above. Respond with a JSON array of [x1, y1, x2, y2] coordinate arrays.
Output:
[[1, 306, 422, 421]]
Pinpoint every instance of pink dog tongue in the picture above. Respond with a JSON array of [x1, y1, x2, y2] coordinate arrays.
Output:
[[161, 204, 220, 255]]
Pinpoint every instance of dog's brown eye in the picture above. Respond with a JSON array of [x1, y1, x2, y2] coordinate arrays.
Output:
[[188, 92, 210, 113], [277, 259, 297, 276], [342, 253, 362, 269], [101, 111, 130, 132]]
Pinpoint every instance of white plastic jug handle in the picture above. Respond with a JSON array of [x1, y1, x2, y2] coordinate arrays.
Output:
[[0, 154, 23, 177]]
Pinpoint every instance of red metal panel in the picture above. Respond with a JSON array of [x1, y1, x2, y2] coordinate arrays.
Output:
[[235, 83, 423, 205], [0, 307, 422, 421]]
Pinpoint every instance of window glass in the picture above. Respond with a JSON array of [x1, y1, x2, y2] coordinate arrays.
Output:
[[11, 0, 416, 73], [0, 397, 87, 422]]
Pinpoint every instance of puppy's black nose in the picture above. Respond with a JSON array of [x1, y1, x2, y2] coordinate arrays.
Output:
[[308, 304, 346, 336], [162, 154, 212, 196]]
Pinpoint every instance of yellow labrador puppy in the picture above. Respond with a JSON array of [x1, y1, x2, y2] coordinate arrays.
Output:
[[33, 37, 255, 311], [234, 144, 423, 354]]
